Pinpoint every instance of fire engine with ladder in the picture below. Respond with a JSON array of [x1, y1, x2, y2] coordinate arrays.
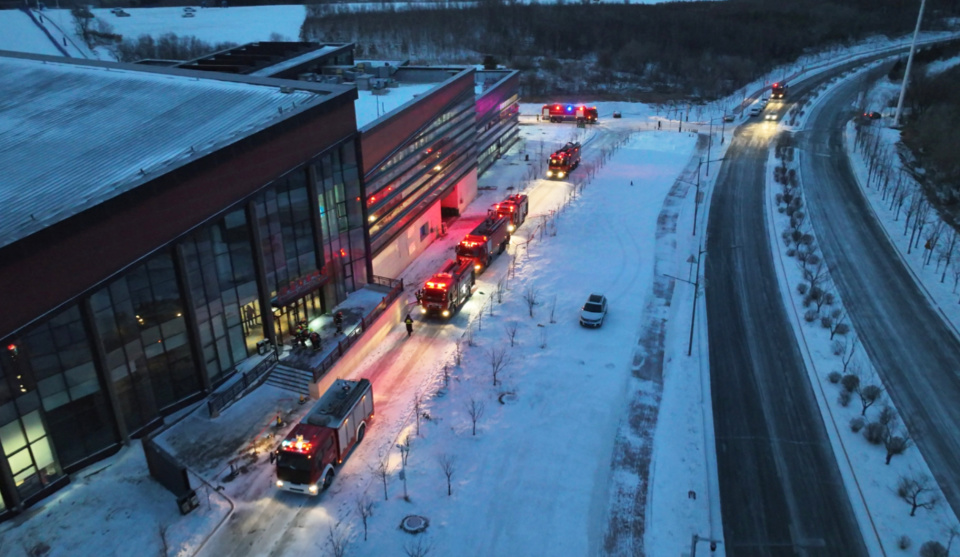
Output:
[[275, 378, 374, 495], [419, 259, 476, 318], [490, 194, 529, 232], [546, 142, 581, 180], [455, 215, 511, 274]]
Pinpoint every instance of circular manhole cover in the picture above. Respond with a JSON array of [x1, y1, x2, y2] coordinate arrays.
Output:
[[400, 515, 429, 534], [498, 392, 518, 405]]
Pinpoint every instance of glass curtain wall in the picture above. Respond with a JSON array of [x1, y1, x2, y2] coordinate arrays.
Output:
[[181, 208, 259, 387], [255, 168, 322, 341], [313, 141, 366, 301], [89, 250, 198, 434], [0, 303, 113, 503]]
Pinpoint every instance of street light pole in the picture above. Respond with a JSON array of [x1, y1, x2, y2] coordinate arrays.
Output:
[[692, 157, 726, 236], [688, 243, 706, 357], [894, 0, 928, 128]]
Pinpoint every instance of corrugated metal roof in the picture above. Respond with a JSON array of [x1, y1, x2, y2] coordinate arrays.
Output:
[[0, 55, 328, 249]]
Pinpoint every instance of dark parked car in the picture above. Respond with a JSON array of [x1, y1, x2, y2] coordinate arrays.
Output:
[[579, 293, 608, 328], [612, 111, 622, 119], [863, 111, 881, 120]]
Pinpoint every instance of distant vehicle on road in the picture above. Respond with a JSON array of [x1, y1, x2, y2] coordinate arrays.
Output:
[[771, 81, 788, 100], [182, 11, 195, 17], [612, 111, 622, 119], [115, 9, 130, 16], [863, 111, 881, 120], [580, 293, 608, 328], [723, 114, 734, 122], [749, 106, 762, 117], [542, 104, 599, 124], [765, 112, 777, 121]]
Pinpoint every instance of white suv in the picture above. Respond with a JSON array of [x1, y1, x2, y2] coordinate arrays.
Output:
[[579, 294, 608, 328]]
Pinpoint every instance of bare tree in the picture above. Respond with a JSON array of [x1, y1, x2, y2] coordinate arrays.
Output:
[[414, 392, 424, 436], [835, 335, 859, 374], [374, 457, 390, 500], [504, 322, 519, 347], [438, 453, 456, 496], [71, 6, 93, 44], [897, 474, 939, 516], [523, 286, 539, 318], [549, 295, 558, 324], [496, 277, 507, 303], [327, 522, 349, 557], [487, 346, 509, 386], [404, 537, 433, 557], [802, 259, 829, 294], [540, 327, 547, 349], [466, 398, 485, 436], [454, 339, 462, 366], [356, 496, 374, 541], [857, 383, 884, 416], [884, 428, 911, 465]]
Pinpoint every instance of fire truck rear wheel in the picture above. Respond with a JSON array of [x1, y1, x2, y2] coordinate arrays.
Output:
[[322, 469, 335, 490], [357, 423, 366, 443]]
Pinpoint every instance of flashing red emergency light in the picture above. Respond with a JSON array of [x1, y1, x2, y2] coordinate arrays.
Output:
[[425, 281, 448, 290], [339, 248, 347, 257], [460, 239, 483, 248], [554, 104, 561, 110], [6, 343, 17, 355]]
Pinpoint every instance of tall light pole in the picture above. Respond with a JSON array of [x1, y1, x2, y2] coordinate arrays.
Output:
[[688, 244, 707, 357], [894, 0, 928, 128]]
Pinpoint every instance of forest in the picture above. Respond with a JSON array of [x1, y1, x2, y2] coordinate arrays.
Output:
[[300, 0, 960, 100]]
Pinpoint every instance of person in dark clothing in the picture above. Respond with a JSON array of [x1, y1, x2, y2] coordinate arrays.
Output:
[[334, 311, 344, 334], [405, 314, 414, 337]]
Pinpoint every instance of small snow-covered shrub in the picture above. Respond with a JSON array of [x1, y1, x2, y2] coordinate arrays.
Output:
[[863, 422, 886, 445], [786, 248, 797, 257], [828, 371, 842, 383], [804, 309, 818, 322], [797, 283, 809, 295], [919, 541, 948, 557], [897, 535, 911, 550], [838, 390, 852, 407], [849, 417, 865, 433], [833, 323, 851, 336], [841, 374, 860, 393], [821, 316, 833, 329]]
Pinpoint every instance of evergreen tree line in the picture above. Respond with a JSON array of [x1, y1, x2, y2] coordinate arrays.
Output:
[[300, 0, 960, 100]]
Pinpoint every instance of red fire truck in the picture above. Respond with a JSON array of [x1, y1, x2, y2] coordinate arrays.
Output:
[[420, 259, 476, 318], [541, 104, 599, 124], [490, 194, 529, 232], [456, 215, 511, 273], [275, 378, 374, 495], [546, 142, 581, 180], [771, 82, 788, 100]]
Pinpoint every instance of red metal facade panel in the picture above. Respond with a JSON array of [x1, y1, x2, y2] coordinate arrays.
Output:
[[0, 101, 357, 339], [360, 72, 475, 175]]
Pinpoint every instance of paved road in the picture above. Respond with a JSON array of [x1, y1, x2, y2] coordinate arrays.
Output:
[[799, 63, 960, 518], [706, 75, 870, 555]]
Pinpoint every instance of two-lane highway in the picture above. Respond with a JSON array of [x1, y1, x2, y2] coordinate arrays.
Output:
[[800, 63, 960, 519], [706, 76, 870, 555]]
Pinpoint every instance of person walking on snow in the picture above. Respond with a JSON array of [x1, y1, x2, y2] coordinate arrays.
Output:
[[405, 314, 414, 337], [334, 311, 344, 334]]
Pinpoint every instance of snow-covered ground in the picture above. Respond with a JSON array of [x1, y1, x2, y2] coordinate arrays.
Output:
[[0, 10, 66, 56]]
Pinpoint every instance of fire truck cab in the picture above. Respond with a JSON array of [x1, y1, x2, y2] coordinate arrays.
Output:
[[546, 142, 581, 180], [420, 259, 476, 318], [491, 194, 529, 232]]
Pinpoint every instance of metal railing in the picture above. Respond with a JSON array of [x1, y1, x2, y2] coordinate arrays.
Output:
[[311, 277, 404, 383], [207, 350, 279, 418]]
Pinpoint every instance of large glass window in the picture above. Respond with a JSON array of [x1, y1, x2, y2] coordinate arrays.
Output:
[[1, 305, 115, 472], [0, 410, 61, 501], [182, 208, 260, 386], [89, 250, 198, 434]]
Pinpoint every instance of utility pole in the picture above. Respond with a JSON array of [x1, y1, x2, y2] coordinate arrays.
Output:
[[894, 0, 928, 128], [688, 244, 706, 356]]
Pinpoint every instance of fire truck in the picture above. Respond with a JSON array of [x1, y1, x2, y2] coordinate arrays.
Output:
[[420, 259, 476, 318], [771, 82, 788, 100], [456, 215, 511, 273], [275, 378, 374, 495], [546, 142, 581, 180], [490, 194, 529, 232], [541, 104, 599, 124]]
